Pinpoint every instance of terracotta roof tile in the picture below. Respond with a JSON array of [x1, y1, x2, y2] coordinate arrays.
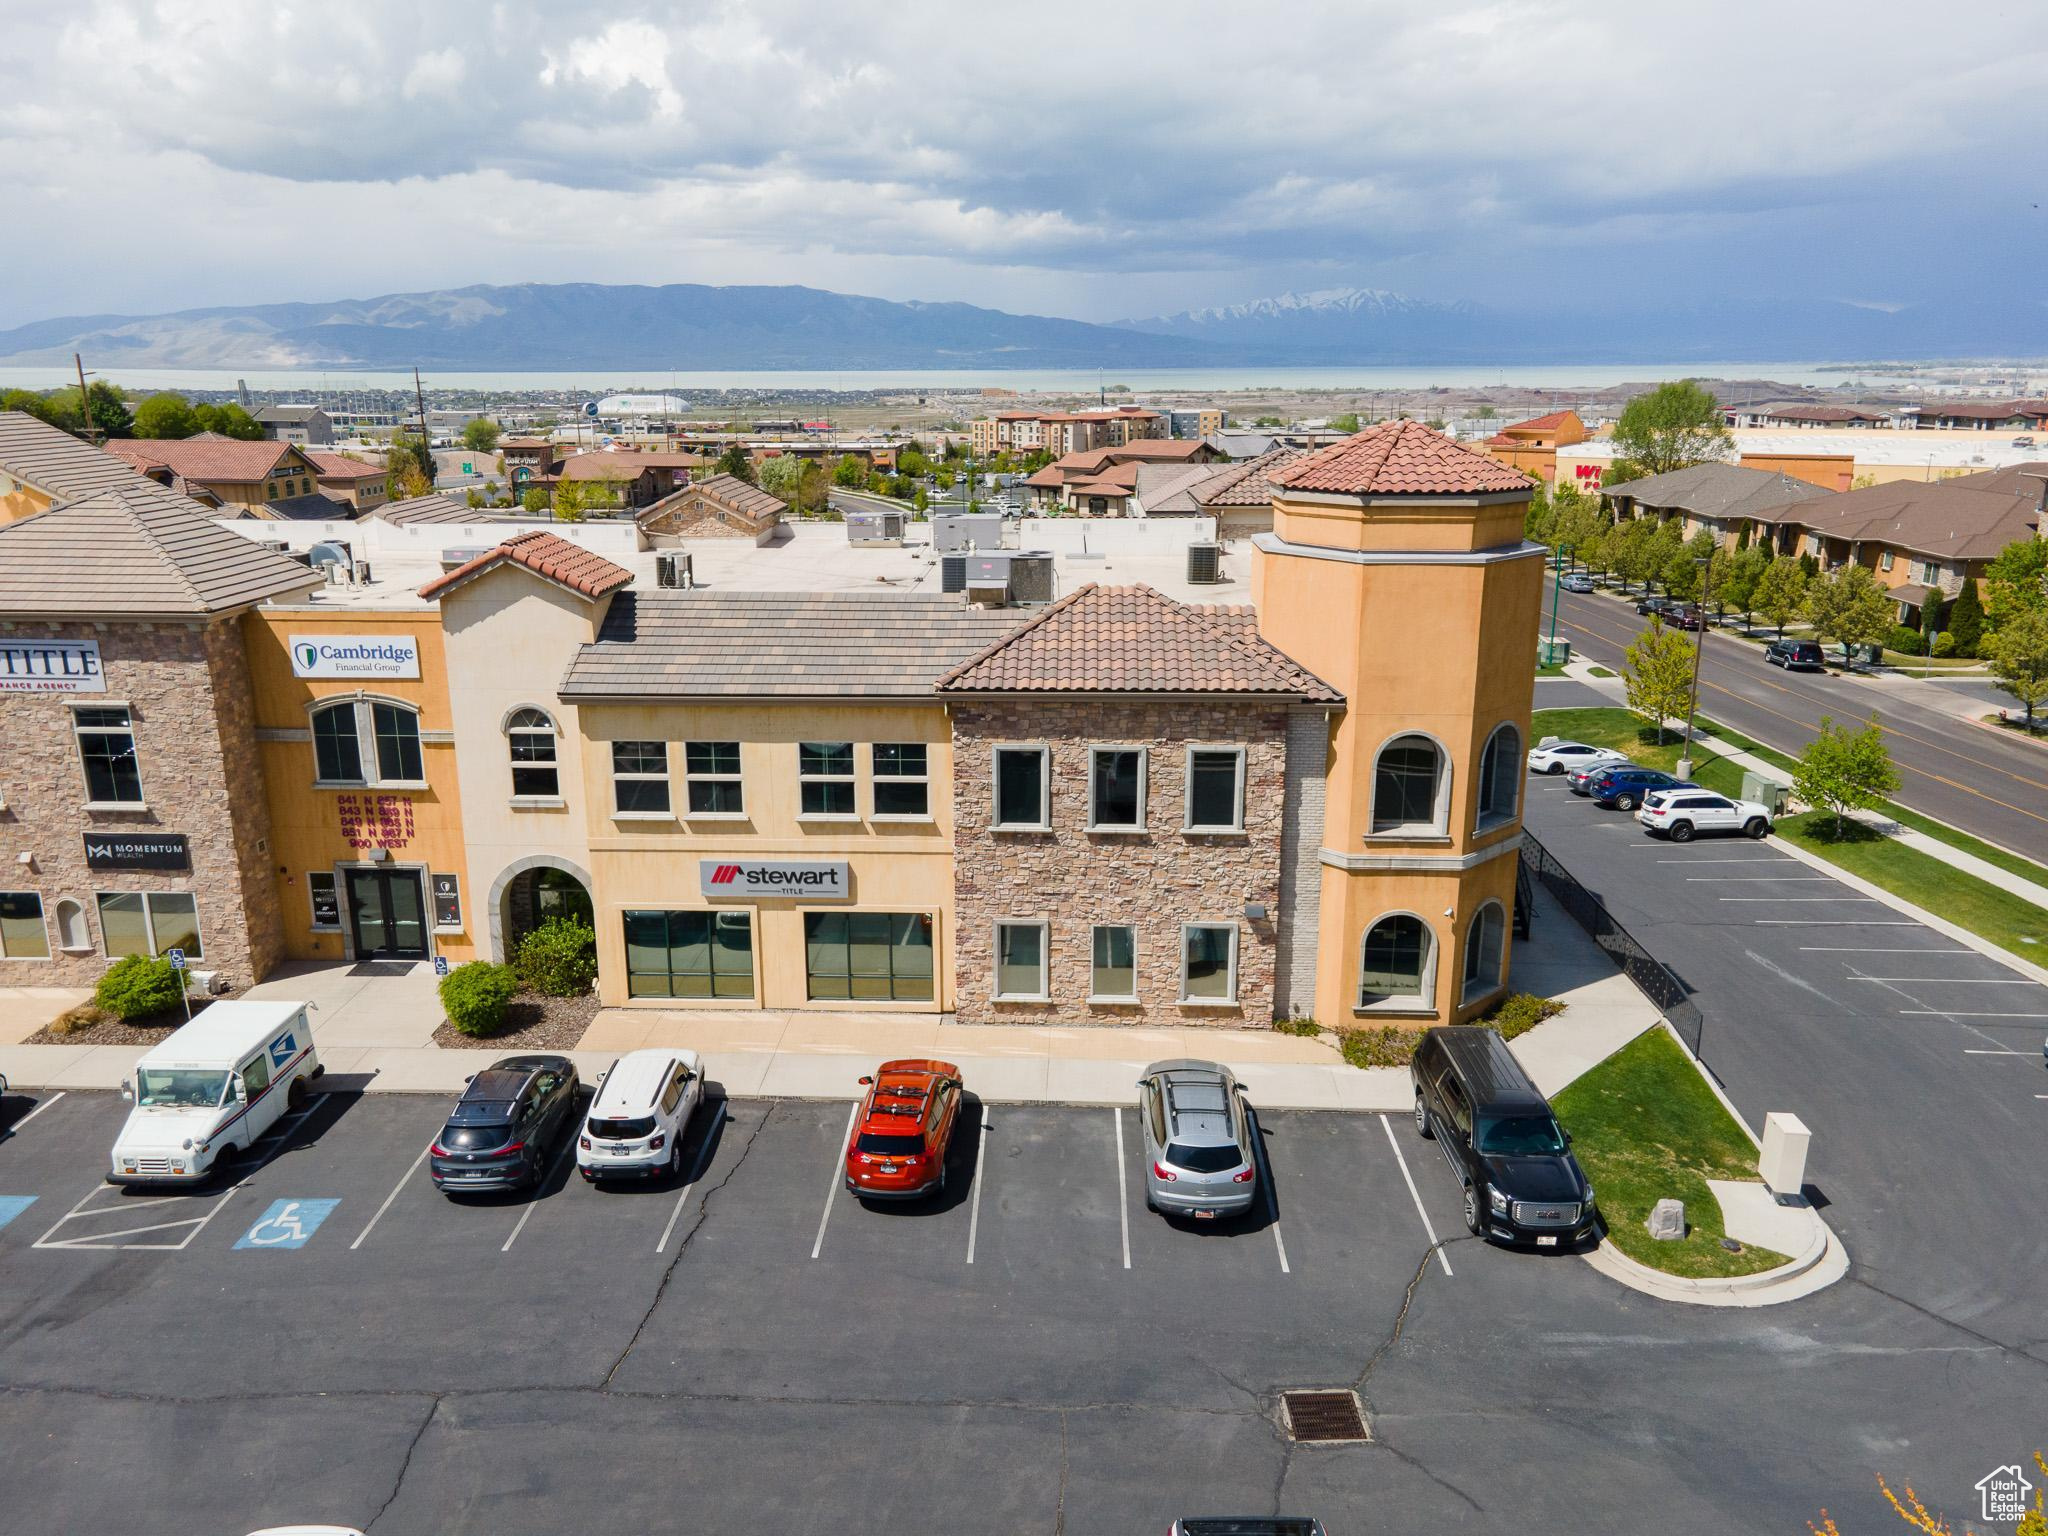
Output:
[[417, 529, 633, 602], [306, 452, 385, 481], [1498, 409, 1576, 435], [1271, 420, 1533, 496], [103, 437, 297, 484]]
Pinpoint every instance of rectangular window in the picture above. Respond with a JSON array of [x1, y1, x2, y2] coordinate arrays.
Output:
[[612, 740, 671, 816], [1090, 924, 1136, 1001], [1088, 747, 1145, 830], [371, 701, 424, 782], [992, 745, 1049, 829], [1879, 550, 1894, 572], [684, 741, 744, 816], [871, 743, 929, 817], [1920, 562, 1939, 584], [995, 920, 1049, 1001], [307, 873, 340, 930], [624, 909, 755, 999], [74, 706, 143, 805], [804, 911, 934, 1001], [1185, 747, 1246, 832], [799, 741, 856, 817], [1181, 923, 1237, 1003], [96, 892, 202, 959], [0, 892, 50, 959]]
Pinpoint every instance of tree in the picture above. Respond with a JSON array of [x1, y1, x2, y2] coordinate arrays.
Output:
[[1754, 556, 1810, 637], [1607, 380, 1732, 481], [385, 432, 435, 496], [714, 443, 754, 482], [1623, 619, 1697, 743], [1252, 415, 1285, 428], [1645, 519, 1685, 592], [461, 418, 501, 454], [1947, 577, 1985, 657], [1662, 529, 1717, 602], [1609, 517, 1658, 592], [392, 465, 434, 501], [552, 475, 623, 522], [521, 486, 549, 515], [1803, 563, 1894, 666], [1328, 412, 1361, 433], [0, 387, 66, 427], [1984, 536, 2048, 632], [1793, 714, 1899, 838], [131, 393, 199, 439], [832, 454, 869, 488], [192, 402, 264, 439], [1717, 544, 1768, 628], [47, 380, 133, 440], [912, 486, 929, 514], [1989, 605, 2048, 732]]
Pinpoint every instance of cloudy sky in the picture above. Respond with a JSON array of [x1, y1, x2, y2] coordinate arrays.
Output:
[[2, 0, 2041, 328]]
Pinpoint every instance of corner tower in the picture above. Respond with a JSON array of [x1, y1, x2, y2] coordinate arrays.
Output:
[[1253, 422, 1543, 1026]]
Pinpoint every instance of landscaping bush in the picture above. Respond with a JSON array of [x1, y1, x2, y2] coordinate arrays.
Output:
[[48, 1002, 110, 1036], [513, 917, 598, 997], [1337, 1025, 1422, 1068], [1479, 992, 1566, 1042], [1887, 624, 1926, 656], [440, 961, 519, 1036], [93, 954, 185, 1021], [1932, 631, 1956, 658], [1272, 1016, 1323, 1038]]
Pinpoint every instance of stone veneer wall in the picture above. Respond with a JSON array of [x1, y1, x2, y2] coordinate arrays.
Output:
[[0, 619, 281, 988], [951, 699, 1288, 1027]]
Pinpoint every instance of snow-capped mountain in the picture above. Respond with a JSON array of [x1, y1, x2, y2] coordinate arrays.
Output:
[[1129, 287, 1475, 328], [1113, 287, 1495, 361]]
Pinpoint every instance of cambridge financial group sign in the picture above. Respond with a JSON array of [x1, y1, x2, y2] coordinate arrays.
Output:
[[699, 859, 851, 901], [289, 635, 421, 680]]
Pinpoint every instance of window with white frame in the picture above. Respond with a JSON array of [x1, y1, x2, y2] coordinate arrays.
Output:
[[992, 745, 1050, 830], [871, 743, 929, 817], [311, 699, 424, 787], [994, 920, 1050, 1000], [1184, 746, 1245, 832], [1090, 924, 1137, 1001], [0, 892, 50, 959], [1920, 561, 1939, 584], [612, 740, 671, 815], [1879, 550, 1894, 572], [798, 741, 856, 817], [1358, 914, 1433, 1010], [73, 705, 143, 805], [96, 891, 201, 959], [685, 741, 744, 815], [1372, 734, 1447, 835], [1475, 723, 1522, 831], [507, 708, 559, 798], [1461, 902, 1506, 1003], [1180, 923, 1237, 1003], [1087, 747, 1145, 830]]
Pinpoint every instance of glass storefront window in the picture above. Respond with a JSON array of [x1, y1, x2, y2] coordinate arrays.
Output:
[[624, 909, 754, 999], [805, 911, 933, 1002]]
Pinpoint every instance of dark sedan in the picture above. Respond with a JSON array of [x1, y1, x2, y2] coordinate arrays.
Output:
[[1585, 765, 1695, 811], [429, 1054, 580, 1194]]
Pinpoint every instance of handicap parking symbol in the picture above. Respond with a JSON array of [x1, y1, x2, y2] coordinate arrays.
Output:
[[233, 1198, 340, 1251], [0, 1196, 37, 1234]]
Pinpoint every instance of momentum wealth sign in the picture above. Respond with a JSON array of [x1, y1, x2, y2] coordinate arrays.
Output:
[[0, 638, 105, 694], [699, 859, 850, 901], [289, 635, 421, 680]]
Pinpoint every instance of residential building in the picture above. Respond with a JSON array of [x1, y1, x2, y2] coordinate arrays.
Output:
[[1599, 462, 1835, 551], [1902, 400, 2048, 432], [1557, 429, 2046, 494], [1164, 408, 1228, 440], [972, 407, 1167, 459], [307, 452, 391, 513], [253, 404, 336, 447], [1023, 441, 1221, 514], [1479, 409, 1587, 484], [102, 438, 329, 513], [1722, 403, 1891, 429]]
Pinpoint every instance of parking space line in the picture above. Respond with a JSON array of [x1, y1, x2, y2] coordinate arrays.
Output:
[[1965, 1048, 2035, 1056], [965, 1115, 988, 1264], [1914, 1011, 2048, 1019], [1756, 920, 1922, 926], [8, 1091, 66, 1132], [656, 1100, 724, 1255], [1656, 857, 1799, 864], [1853, 977, 2038, 985], [501, 1134, 579, 1253], [39, 1215, 225, 1249], [1379, 1114, 1452, 1277], [349, 1142, 431, 1251], [1722, 897, 1881, 903], [810, 1100, 859, 1260], [1113, 1106, 1131, 1271], [33, 1181, 246, 1251], [1800, 946, 1972, 953]]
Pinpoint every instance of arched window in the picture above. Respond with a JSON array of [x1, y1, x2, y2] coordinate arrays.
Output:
[[507, 707, 559, 798], [1371, 734, 1447, 835], [1475, 723, 1522, 831], [310, 697, 423, 787], [54, 898, 89, 951], [311, 701, 364, 784], [1462, 901, 1506, 1004], [1358, 913, 1435, 1010]]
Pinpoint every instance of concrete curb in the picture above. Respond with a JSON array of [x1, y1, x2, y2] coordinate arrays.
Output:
[[1581, 1219, 1848, 1308]]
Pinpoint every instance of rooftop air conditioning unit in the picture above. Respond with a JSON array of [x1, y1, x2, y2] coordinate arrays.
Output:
[[438, 545, 493, 569], [656, 550, 694, 589], [1007, 551, 1055, 605], [940, 553, 967, 593], [846, 512, 905, 547], [1188, 541, 1223, 584], [353, 561, 373, 585]]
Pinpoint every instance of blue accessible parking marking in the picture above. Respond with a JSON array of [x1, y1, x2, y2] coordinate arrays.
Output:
[[0, 1196, 38, 1234], [233, 1198, 340, 1251]]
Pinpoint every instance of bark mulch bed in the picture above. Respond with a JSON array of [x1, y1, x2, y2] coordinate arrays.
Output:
[[429, 989, 601, 1052], [26, 991, 244, 1047]]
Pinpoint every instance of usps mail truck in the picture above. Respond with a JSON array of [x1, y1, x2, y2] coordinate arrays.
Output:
[[109, 1000, 320, 1185]]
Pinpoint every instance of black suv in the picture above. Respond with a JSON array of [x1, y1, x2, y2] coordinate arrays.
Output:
[[430, 1054, 580, 1194], [1410, 1026, 1598, 1247], [1765, 638, 1825, 671]]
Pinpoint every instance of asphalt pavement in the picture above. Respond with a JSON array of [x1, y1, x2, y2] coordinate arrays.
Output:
[[1549, 587, 2048, 852]]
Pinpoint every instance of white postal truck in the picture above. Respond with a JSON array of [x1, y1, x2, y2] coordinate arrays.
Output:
[[109, 1001, 320, 1185]]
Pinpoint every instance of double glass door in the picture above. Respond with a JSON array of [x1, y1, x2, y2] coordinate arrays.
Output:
[[346, 868, 428, 960]]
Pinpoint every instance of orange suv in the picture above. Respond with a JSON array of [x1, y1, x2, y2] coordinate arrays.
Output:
[[843, 1058, 963, 1201]]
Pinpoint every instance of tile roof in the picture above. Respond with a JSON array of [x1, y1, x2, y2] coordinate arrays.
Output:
[[263, 491, 355, 521], [688, 473, 787, 522], [0, 476, 322, 618], [936, 583, 1341, 701], [307, 452, 386, 481], [1271, 420, 1534, 496], [374, 492, 484, 525], [103, 436, 296, 484], [560, 591, 1027, 699], [1194, 446, 1308, 508], [1131, 463, 1223, 514], [0, 410, 145, 502], [417, 529, 635, 603], [1782, 461, 2047, 562], [1497, 409, 1577, 435], [1600, 461, 1834, 523], [555, 450, 675, 482]]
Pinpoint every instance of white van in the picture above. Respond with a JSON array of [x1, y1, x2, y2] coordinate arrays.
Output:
[[576, 1048, 703, 1182], [109, 1001, 320, 1185]]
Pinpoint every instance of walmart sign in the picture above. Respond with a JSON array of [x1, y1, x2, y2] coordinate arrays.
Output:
[[289, 635, 420, 680]]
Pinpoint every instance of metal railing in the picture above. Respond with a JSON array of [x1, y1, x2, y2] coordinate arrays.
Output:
[[1519, 829, 1706, 1058]]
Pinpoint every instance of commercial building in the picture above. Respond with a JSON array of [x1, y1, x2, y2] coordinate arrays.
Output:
[[102, 438, 329, 513], [254, 405, 336, 447], [0, 410, 143, 525], [307, 452, 390, 513], [1479, 410, 1587, 484]]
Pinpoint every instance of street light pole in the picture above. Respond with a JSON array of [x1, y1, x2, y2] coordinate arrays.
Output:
[[1679, 553, 1713, 779], [1547, 542, 1573, 664]]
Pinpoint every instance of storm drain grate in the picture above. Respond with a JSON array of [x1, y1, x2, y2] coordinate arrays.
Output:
[[1279, 1389, 1370, 1443]]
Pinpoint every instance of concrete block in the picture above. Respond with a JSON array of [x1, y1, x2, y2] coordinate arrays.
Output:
[[1646, 1197, 1686, 1241], [1759, 1111, 1811, 1196]]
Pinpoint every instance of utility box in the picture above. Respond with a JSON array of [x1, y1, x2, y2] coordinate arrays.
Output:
[[1538, 637, 1571, 666], [1758, 1111, 1811, 1198], [1741, 771, 1790, 816]]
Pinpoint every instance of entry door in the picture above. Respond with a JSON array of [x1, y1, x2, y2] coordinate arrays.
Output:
[[346, 869, 428, 960]]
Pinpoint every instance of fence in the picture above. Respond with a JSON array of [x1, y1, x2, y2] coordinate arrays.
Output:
[[1519, 829, 1706, 1059]]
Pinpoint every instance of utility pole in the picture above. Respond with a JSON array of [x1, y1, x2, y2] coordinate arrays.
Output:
[[73, 353, 96, 443], [414, 367, 435, 484]]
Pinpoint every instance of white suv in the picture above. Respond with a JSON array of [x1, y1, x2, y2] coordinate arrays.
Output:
[[1636, 788, 1773, 842], [1526, 737, 1628, 775], [576, 1048, 704, 1182]]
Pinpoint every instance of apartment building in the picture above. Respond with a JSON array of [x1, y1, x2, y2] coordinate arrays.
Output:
[[973, 407, 1167, 458]]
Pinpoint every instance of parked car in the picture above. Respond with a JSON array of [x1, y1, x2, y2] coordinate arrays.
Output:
[[1170, 1522, 1326, 1536], [1669, 604, 1706, 631], [1567, 757, 1636, 795], [1635, 594, 1674, 618], [1137, 1058, 1259, 1221], [576, 1048, 704, 1183], [2013, 435, 2036, 449], [1766, 638, 1826, 671], [1527, 738, 1629, 775], [1637, 787, 1773, 841], [1410, 1025, 1598, 1246], [1585, 765, 1693, 811], [843, 1058, 963, 1200], [1560, 572, 1596, 594], [429, 1054, 580, 1193]]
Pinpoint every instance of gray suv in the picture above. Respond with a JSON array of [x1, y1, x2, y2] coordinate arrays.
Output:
[[1137, 1059, 1258, 1220]]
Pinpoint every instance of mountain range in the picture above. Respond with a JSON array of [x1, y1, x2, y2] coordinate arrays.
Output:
[[0, 281, 2042, 371]]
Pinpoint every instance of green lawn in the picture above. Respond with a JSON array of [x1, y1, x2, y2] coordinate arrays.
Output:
[[1552, 1028, 1788, 1279], [1530, 707, 1733, 777], [1587, 665, 1617, 678], [1535, 661, 1568, 678], [1773, 813, 2048, 952]]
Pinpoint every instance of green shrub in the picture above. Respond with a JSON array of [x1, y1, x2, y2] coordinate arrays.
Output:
[[1479, 992, 1567, 1042], [441, 962, 519, 1036], [1887, 624, 1926, 656], [513, 917, 598, 997], [1932, 630, 1956, 658], [1272, 1016, 1323, 1037], [1338, 1026, 1422, 1068], [93, 954, 185, 1021]]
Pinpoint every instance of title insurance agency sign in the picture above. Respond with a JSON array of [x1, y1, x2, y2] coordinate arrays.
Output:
[[289, 635, 421, 680], [0, 638, 107, 694]]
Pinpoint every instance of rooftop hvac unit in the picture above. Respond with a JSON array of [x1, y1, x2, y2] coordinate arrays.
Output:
[[439, 545, 493, 569], [964, 553, 1011, 587], [940, 553, 967, 593], [846, 511, 905, 547], [656, 550, 694, 589], [1007, 551, 1055, 605], [932, 512, 1004, 553], [353, 561, 373, 586], [1187, 541, 1223, 584]]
